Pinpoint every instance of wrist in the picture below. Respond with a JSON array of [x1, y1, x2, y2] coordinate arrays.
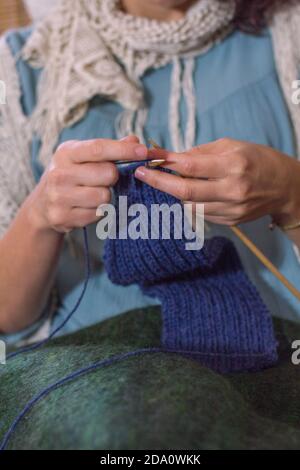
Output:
[[271, 158, 300, 228], [22, 185, 64, 240]]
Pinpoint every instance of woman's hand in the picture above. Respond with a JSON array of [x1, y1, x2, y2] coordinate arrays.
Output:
[[0, 135, 149, 333], [31, 136, 148, 233], [135, 138, 300, 227]]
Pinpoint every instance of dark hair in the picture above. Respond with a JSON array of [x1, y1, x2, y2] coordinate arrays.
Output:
[[231, 0, 293, 33]]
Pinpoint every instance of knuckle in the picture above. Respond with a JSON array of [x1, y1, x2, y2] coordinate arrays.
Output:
[[148, 172, 158, 188], [182, 182, 193, 201], [47, 207, 64, 227], [217, 137, 233, 147], [100, 187, 112, 204], [107, 164, 119, 185], [232, 205, 245, 218], [48, 168, 66, 188], [182, 157, 196, 175], [91, 139, 104, 157], [117, 143, 129, 159], [52, 152, 62, 167], [56, 140, 77, 155], [48, 189, 60, 205], [234, 154, 249, 175], [227, 207, 245, 225], [234, 179, 252, 201], [225, 218, 237, 227], [55, 142, 69, 155]]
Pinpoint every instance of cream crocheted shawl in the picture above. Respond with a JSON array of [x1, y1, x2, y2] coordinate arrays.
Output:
[[0, 0, 300, 240]]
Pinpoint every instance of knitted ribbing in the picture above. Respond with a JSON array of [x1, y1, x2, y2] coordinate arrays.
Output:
[[104, 169, 278, 373]]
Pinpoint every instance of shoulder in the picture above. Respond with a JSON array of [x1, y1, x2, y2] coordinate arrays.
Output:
[[221, 29, 275, 75], [195, 28, 276, 106]]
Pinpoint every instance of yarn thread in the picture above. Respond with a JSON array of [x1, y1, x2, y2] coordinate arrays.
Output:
[[7, 227, 91, 360], [104, 168, 278, 374], [1, 167, 279, 450]]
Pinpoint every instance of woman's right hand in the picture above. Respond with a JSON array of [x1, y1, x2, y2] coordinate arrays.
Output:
[[30, 136, 148, 233]]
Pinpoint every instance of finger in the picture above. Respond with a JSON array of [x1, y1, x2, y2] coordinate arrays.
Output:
[[47, 163, 119, 188], [56, 139, 148, 164], [187, 138, 241, 155], [51, 186, 112, 209], [161, 152, 228, 179], [134, 167, 227, 202], [75, 162, 119, 187], [148, 147, 228, 178]]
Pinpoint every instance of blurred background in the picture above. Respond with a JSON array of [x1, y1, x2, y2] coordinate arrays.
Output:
[[0, 0, 59, 33], [0, 0, 29, 32]]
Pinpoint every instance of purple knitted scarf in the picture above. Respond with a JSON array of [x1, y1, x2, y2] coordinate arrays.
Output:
[[104, 168, 278, 373]]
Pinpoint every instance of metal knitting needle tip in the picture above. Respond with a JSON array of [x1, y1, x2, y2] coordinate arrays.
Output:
[[147, 139, 166, 167], [147, 159, 166, 168], [115, 158, 165, 167]]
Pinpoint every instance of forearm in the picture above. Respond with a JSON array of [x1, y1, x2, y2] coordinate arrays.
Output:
[[0, 190, 64, 334]]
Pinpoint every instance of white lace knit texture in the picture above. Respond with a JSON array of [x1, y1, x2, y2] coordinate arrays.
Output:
[[21, 0, 235, 164], [0, 0, 300, 343], [0, 0, 299, 237]]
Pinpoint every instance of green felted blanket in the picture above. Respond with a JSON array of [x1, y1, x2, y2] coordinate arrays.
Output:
[[1, 306, 300, 450]]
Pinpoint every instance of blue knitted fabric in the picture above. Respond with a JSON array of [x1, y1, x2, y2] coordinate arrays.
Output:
[[104, 168, 278, 373]]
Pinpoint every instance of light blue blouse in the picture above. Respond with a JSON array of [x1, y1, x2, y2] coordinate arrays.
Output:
[[3, 26, 300, 343]]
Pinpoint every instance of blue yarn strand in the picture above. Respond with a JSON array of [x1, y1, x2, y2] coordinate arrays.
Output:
[[0, 348, 167, 450], [7, 227, 91, 360]]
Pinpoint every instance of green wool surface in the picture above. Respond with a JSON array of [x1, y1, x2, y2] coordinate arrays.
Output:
[[1, 307, 300, 450]]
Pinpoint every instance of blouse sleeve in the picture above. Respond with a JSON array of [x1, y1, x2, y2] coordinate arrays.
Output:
[[0, 34, 35, 239]]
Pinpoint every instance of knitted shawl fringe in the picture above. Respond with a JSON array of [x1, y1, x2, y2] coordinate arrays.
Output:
[[21, 0, 236, 163], [0, 1, 300, 340]]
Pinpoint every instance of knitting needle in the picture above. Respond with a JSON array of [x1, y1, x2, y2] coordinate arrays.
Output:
[[231, 226, 300, 301], [115, 158, 166, 168], [115, 138, 167, 167], [148, 139, 300, 302]]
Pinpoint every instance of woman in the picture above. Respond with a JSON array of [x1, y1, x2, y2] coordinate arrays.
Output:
[[0, 0, 300, 343]]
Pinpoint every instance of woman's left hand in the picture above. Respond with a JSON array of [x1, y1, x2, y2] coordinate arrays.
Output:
[[135, 138, 300, 226]]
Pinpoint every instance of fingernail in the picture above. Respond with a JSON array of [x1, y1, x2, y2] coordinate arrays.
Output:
[[135, 167, 147, 179], [134, 145, 148, 158], [96, 206, 105, 217]]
